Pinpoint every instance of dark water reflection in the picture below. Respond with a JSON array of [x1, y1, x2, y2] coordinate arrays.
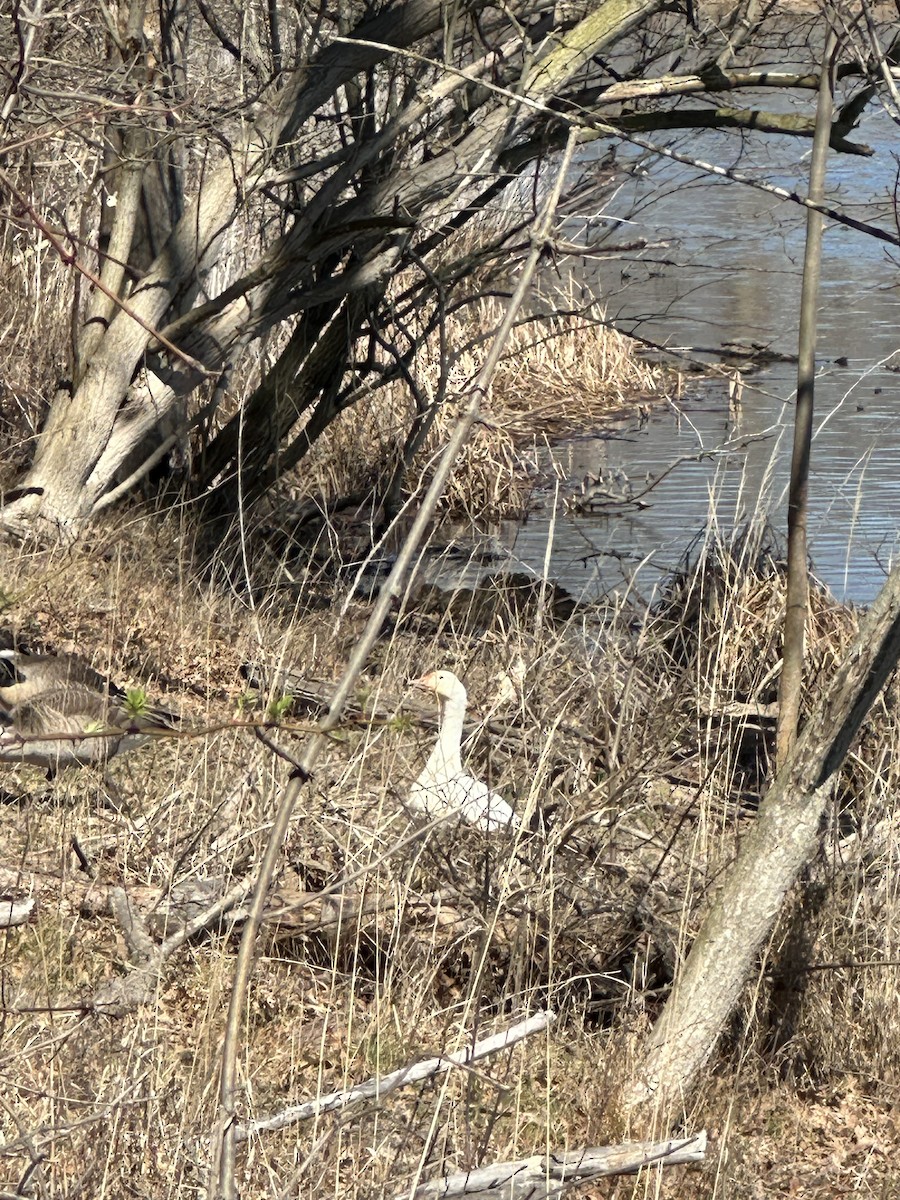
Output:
[[501, 107, 900, 606]]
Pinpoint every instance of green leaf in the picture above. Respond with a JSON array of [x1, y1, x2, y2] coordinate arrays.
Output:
[[266, 694, 294, 723], [124, 687, 150, 717], [236, 690, 260, 714]]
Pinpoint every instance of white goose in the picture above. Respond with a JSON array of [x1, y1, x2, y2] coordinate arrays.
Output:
[[410, 670, 518, 832]]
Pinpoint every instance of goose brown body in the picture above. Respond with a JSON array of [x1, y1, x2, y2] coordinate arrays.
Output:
[[0, 650, 179, 774]]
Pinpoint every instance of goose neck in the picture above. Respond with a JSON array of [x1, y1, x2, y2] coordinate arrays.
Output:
[[428, 692, 465, 776], [440, 690, 466, 740]]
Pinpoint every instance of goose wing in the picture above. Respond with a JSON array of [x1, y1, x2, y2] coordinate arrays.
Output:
[[0, 653, 178, 725], [0, 687, 122, 768], [0, 652, 111, 705], [10, 685, 114, 732], [455, 775, 519, 832], [0, 683, 178, 769], [410, 770, 518, 832]]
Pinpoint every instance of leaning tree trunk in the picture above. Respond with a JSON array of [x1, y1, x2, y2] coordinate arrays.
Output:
[[0, 0, 459, 540], [776, 32, 836, 765], [0, 0, 672, 543], [626, 560, 900, 1119], [3, 165, 236, 536]]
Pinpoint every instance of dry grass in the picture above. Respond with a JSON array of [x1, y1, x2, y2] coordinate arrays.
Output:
[[0, 210, 73, 474], [301, 297, 668, 523], [1, 508, 899, 1197]]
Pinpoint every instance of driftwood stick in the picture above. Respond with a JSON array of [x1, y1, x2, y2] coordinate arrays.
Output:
[[236, 1010, 555, 1143], [0, 895, 35, 928], [406, 1132, 707, 1200]]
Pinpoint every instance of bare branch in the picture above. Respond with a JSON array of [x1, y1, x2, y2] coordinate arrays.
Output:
[[236, 1011, 555, 1143]]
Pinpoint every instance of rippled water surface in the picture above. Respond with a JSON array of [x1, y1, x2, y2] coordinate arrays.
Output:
[[501, 105, 900, 606]]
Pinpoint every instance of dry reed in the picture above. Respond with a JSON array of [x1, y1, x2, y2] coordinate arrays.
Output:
[[0, 505, 898, 1197]]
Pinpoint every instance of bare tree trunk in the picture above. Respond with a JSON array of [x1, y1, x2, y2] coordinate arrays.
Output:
[[627, 558, 900, 1118], [77, 0, 154, 378], [77, 126, 148, 380], [776, 31, 837, 765], [1, 163, 240, 537], [0, 0, 454, 540]]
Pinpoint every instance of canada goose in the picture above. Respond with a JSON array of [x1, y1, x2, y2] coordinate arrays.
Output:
[[0, 650, 179, 776], [410, 670, 518, 832]]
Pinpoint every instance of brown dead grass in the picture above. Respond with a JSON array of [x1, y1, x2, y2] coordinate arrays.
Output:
[[1, 513, 900, 1198], [299, 297, 668, 523]]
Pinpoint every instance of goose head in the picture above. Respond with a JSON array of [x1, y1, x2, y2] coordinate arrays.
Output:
[[412, 670, 467, 707]]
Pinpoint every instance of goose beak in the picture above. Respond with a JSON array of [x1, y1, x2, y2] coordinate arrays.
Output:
[[411, 673, 436, 693]]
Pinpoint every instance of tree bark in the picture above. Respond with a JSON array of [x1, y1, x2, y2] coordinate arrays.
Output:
[[628, 560, 900, 1117], [777, 32, 837, 763]]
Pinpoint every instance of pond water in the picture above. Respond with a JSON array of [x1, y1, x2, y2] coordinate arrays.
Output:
[[499, 102, 900, 607]]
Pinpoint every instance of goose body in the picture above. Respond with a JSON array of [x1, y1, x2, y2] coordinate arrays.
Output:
[[410, 670, 518, 832], [0, 650, 179, 774]]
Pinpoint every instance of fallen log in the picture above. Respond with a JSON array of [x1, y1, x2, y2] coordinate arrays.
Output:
[[406, 1133, 707, 1199]]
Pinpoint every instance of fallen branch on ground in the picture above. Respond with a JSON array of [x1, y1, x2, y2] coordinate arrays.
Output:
[[236, 1010, 555, 1142], [405, 1132, 707, 1199]]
